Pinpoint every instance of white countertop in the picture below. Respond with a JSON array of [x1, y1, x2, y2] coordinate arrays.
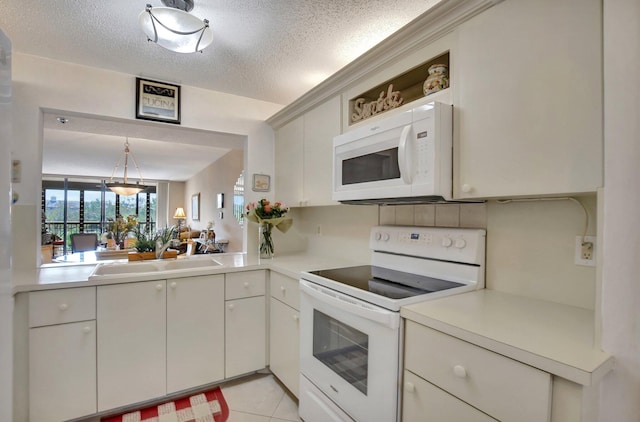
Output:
[[401, 289, 614, 386], [11, 252, 365, 294]]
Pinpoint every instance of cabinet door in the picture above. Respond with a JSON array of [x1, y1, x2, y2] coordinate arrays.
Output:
[[402, 370, 497, 422], [275, 116, 304, 206], [269, 298, 300, 397], [167, 275, 225, 394], [97, 281, 166, 411], [29, 321, 97, 422], [303, 95, 341, 206], [454, 0, 602, 198], [225, 296, 266, 378]]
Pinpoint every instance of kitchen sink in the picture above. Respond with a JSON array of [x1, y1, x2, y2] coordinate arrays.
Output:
[[91, 262, 160, 276], [89, 257, 224, 280], [162, 258, 222, 270]]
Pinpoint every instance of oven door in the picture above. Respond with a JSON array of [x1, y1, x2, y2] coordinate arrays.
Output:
[[299, 279, 401, 422]]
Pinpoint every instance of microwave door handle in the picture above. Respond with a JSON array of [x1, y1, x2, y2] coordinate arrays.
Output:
[[398, 124, 413, 184], [300, 281, 399, 330]]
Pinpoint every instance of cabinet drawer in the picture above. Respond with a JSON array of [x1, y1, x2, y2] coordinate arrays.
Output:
[[29, 287, 96, 327], [226, 270, 266, 299], [405, 321, 551, 422], [403, 370, 496, 422], [270, 271, 300, 310]]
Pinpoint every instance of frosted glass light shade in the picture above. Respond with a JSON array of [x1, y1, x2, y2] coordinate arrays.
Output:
[[173, 207, 186, 219], [139, 6, 213, 53], [106, 183, 146, 196]]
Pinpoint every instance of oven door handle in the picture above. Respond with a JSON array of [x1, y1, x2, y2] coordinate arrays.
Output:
[[300, 280, 399, 330]]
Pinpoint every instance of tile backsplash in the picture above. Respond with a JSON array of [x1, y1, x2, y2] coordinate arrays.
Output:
[[379, 203, 487, 228]]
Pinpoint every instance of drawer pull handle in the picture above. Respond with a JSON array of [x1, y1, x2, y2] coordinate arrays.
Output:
[[453, 365, 467, 378], [292, 314, 299, 322], [244, 282, 249, 288], [156, 284, 163, 291], [280, 286, 285, 292], [405, 382, 415, 393], [228, 304, 235, 310], [83, 326, 92, 333], [59, 303, 69, 311], [170, 282, 177, 289]]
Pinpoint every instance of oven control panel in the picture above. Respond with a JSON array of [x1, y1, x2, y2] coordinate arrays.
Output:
[[370, 225, 486, 265]]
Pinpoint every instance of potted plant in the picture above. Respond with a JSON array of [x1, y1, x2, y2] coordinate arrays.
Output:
[[128, 226, 158, 261]]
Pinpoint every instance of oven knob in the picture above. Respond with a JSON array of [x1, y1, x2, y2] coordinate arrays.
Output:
[[381, 232, 390, 241], [441, 237, 453, 247], [374, 232, 382, 241], [454, 239, 467, 249]]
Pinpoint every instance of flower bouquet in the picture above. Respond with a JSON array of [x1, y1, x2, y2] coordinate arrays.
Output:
[[245, 199, 292, 259], [106, 214, 138, 248]]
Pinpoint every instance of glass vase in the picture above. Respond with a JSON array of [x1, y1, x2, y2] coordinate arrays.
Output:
[[258, 222, 274, 259]]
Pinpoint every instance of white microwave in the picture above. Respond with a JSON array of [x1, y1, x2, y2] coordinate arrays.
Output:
[[332, 101, 453, 204]]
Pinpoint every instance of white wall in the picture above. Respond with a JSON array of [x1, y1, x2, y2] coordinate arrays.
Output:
[[486, 196, 597, 310], [0, 29, 13, 422], [167, 181, 186, 229], [10, 53, 282, 269], [599, 0, 640, 419], [185, 149, 244, 252]]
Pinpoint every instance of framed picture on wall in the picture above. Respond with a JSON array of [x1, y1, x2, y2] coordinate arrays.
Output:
[[191, 193, 200, 221], [135, 77, 181, 124], [252, 174, 271, 192]]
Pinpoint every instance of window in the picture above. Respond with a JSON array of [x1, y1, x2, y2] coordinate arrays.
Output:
[[42, 179, 157, 255]]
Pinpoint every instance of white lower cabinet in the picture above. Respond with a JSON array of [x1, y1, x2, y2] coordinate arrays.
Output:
[[28, 287, 97, 422], [225, 295, 267, 378], [29, 321, 97, 422], [167, 275, 225, 393], [269, 271, 300, 396], [269, 297, 300, 396], [403, 321, 551, 422], [225, 271, 267, 378], [97, 280, 167, 411], [403, 370, 497, 422]]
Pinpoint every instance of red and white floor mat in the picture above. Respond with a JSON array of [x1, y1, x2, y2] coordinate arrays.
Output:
[[102, 387, 229, 422]]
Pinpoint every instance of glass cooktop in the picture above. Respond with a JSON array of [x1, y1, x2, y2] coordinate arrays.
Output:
[[309, 265, 463, 300]]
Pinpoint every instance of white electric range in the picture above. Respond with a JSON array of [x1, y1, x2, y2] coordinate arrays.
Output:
[[298, 225, 486, 422]]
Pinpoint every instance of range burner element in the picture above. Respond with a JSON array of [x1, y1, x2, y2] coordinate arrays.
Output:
[[310, 265, 463, 300]]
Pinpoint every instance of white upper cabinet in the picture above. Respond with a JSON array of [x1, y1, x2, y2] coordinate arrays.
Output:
[[302, 95, 341, 206], [275, 116, 304, 206], [453, 0, 603, 199], [274, 95, 341, 207]]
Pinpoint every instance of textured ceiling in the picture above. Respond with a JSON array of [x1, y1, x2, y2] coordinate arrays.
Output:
[[1, 0, 442, 181]]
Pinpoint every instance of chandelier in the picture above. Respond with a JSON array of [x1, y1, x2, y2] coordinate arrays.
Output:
[[139, 0, 213, 53], [106, 139, 149, 196]]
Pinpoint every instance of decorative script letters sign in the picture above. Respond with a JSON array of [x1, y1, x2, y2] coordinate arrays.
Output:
[[351, 84, 404, 123]]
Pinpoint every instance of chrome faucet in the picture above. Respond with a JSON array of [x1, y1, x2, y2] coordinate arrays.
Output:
[[156, 239, 173, 259]]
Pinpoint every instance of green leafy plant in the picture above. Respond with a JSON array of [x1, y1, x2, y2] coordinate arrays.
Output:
[[133, 226, 158, 253], [157, 226, 176, 245]]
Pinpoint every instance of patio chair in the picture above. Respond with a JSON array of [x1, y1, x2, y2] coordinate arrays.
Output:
[[70, 233, 98, 253]]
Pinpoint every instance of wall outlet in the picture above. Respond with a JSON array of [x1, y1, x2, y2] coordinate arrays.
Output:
[[575, 236, 596, 267], [316, 224, 322, 236]]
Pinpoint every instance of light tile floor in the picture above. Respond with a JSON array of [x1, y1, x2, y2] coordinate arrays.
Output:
[[221, 373, 301, 422], [79, 373, 300, 422]]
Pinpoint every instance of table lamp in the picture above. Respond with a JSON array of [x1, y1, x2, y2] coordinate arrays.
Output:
[[174, 207, 186, 237]]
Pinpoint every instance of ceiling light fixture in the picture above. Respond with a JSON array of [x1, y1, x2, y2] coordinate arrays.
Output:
[[106, 139, 149, 196], [139, 0, 213, 53]]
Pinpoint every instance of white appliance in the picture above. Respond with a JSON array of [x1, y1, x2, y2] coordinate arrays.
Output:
[[299, 225, 486, 422], [332, 101, 452, 204]]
